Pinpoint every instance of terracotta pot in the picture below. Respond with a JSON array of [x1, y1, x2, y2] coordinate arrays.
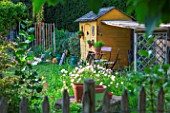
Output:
[[78, 34, 82, 38], [72, 84, 106, 102], [88, 44, 93, 48], [108, 92, 113, 99], [72, 83, 84, 102], [95, 48, 101, 53]]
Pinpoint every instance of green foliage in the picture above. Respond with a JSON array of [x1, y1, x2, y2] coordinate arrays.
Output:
[[93, 41, 104, 48], [127, 0, 170, 35], [77, 30, 83, 35], [87, 40, 91, 44], [0, 1, 27, 36], [67, 34, 80, 56]]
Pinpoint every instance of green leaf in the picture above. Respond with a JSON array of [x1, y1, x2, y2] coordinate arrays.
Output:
[[19, 30, 27, 36], [18, 43, 28, 48], [138, 50, 149, 57], [27, 35, 34, 42], [144, 67, 152, 74], [16, 50, 25, 55], [47, 0, 59, 6], [162, 64, 169, 72], [32, 0, 46, 14], [26, 56, 34, 60], [28, 27, 35, 33]]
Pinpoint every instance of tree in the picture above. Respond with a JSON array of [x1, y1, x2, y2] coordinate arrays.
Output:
[[0, 1, 27, 36]]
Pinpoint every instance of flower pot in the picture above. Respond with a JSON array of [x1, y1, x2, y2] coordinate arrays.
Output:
[[78, 34, 82, 38], [88, 44, 93, 48], [72, 84, 106, 103], [56, 54, 61, 64], [108, 92, 113, 99], [72, 83, 84, 102], [95, 48, 101, 53], [70, 56, 79, 67]]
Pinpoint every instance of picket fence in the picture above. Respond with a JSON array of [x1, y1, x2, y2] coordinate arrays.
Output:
[[0, 79, 165, 113]]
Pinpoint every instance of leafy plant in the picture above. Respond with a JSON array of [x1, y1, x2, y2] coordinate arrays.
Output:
[[0, 1, 27, 36], [87, 40, 91, 44], [77, 30, 83, 35], [93, 41, 104, 48]]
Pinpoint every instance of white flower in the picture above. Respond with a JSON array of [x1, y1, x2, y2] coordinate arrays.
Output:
[[95, 74, 100, 77], [64, 70, 68, 74], [108, 84, 110, 87], [110, 82, 113, 84], [111, 75, 115, 81], [121, 82, 124, 85], [63, 74, 66, 77], [99, 82, 103, 85], [104, 74, 107, 76], [116, 83, 119, 88], [61, 69, 66, 73]]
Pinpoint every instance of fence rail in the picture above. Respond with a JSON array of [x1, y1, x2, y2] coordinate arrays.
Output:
[[0, 79, 165, 113]]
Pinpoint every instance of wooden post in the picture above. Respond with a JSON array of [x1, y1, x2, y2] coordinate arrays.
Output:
[[134, 31, 137, 72], [157, 87, 164, 113], [62, 89, 70, 113], [53, 23, 56, 53], [138, 87, 146, 113], [20, 96, 29, 113], [82, 91, 90, 113], [102, 90, 110, 113], [42, 96, 50, 113], [83, 78, 95, 113], [0, 97, 7, 113], [121, 89, 128, 113]]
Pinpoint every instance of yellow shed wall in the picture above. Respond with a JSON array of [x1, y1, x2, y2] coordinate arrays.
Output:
[[96, 9, 132, 69]]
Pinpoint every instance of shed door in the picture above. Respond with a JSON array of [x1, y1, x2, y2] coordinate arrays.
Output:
[[84, 24, 91, 59]]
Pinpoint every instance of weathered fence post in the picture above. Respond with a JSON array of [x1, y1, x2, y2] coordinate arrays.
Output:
[[102, 90, 110, 113], [20, 96, 29, 113], [82, 78, 95, 113], [62, 89, 70, 113], [157, 87, 164, 113], [121, 89, 128, 113], [138, 87, 146, 113], [0, 97, 7, 113], [82, 91, 90, 113], [42, 96, 50, 113]]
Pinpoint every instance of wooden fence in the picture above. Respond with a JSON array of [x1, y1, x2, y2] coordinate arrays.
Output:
[[0, 79, 165, 113], [34, 22, 56, 53]]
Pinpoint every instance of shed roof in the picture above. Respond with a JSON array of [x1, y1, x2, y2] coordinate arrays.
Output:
[[75, 6, 134, 22], [101, 20, 170, 31]]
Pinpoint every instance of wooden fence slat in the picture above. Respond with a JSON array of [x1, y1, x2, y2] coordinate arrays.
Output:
[[102, 90, 110, 113], [139, 87, 146, 113], [84, 78, 95, 113], [20, 96, 28, 113], [42, 96, 50, 113], [121, 89, 128, 113], [82, 91, 90, 113], [62, 89, 70, 113], [0, 97, 7, 113], [157, 87, 164, 113]]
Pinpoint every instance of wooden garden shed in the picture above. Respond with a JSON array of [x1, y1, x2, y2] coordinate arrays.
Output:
[[75, 6, 135, 68]]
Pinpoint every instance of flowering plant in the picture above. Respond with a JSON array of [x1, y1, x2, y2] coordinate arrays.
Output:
[[60, 64, 125, 93]]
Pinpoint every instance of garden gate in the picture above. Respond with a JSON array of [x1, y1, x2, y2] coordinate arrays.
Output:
[[34, 22, 56, 53]]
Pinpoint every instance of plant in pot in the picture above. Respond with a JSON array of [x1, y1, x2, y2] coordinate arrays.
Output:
[[77, 31, 84, 39], [93, 41, 104, 53], [87, 40, 94, 48]]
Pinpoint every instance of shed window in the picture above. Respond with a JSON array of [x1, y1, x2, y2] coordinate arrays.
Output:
[[92, 26, 95, 36]]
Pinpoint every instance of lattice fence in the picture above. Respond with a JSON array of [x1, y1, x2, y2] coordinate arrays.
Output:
[[136, 32, 168, 71]]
